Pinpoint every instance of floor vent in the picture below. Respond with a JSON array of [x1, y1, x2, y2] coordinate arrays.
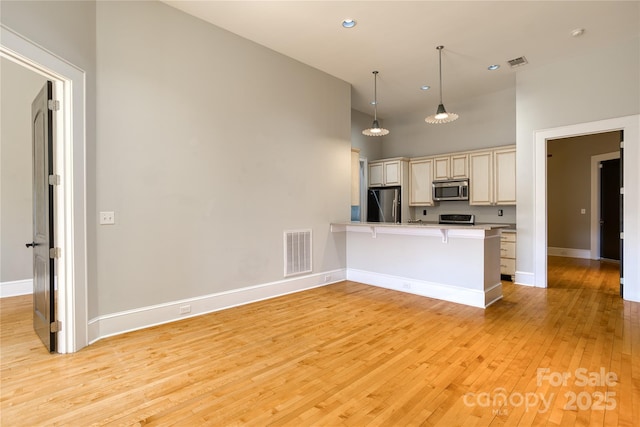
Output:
[[284, 229, 312, 277]]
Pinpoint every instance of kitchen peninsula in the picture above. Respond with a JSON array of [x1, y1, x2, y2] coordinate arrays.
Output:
[[330, 222, 507, 308]]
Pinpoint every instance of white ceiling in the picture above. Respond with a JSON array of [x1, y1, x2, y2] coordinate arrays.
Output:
[[162, 1, 639, 119]]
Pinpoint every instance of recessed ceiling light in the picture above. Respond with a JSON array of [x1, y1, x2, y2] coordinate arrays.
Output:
[[488, 64, 500, 71], [420, 85, 431, 91], [571, 28, 585, 37], [342, 19, 356, 28]]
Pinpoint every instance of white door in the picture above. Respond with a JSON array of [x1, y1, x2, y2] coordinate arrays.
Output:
[[28, 81, 57, 352]]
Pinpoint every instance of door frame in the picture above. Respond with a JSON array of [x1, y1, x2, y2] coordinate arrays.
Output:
[[1, 25, 88, 352], [590, 151, 620, 260], [534, 115, 639, 302]]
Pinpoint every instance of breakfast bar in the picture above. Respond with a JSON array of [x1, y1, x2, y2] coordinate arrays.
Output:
[[330, 222, 507, 308]]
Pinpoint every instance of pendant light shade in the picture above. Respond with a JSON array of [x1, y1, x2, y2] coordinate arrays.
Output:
[[363, 71, 389, 136], [425, 46, 459, 124]]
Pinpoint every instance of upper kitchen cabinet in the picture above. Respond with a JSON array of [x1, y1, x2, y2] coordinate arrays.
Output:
[[409, 157, 434, 206], [469, 145, 516, 206], [369, 158, 408, 187], [433, 153, 469, 181], [494, 147, 516, 204]]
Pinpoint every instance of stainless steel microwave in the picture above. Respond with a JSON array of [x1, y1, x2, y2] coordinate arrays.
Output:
[[433, 179, 469, 201]]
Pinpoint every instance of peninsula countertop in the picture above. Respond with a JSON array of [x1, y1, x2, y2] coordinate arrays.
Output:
[[330, 221, 514, 231]]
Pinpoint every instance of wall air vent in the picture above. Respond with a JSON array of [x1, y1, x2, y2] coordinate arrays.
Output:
[[284, 229, 312, 277], [507, 56, 528, 68]]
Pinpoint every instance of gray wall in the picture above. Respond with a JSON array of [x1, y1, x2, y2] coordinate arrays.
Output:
[[2, 1, 351, 319], [515, 35, 639, 275], [0, 58, 46, 283], [93, 0, 350, 314], [547, 132, 620, 250], [381, 86, 516, 158]]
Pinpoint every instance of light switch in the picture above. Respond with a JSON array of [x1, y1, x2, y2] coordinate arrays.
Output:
[[100, 211, 115, 225], [580, 209, 586, 214]]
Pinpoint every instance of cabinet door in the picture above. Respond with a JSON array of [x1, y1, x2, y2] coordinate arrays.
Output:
[[450, 154, 469, 179], [369, 162, 384, 187], [384, 161, 401, 186], [469, 151, 493, 205], [433, 157, 450, 181], [409, 159, 434, 206], [494, 148, 516, 205]]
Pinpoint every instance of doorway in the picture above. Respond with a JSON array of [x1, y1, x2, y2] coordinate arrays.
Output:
[[1, 26, 88, 352], [533, 115, 639, 302]]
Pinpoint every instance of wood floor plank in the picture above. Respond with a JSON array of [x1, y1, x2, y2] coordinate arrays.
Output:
[[1, 257, 637, 426]]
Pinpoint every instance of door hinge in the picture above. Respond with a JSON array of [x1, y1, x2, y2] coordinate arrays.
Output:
[[48, 174, 61, 186], [620, 277, 624, 285], [599, 163, 603, 169], [49, 247, 62, 259], [620, 232, 624, 240], [620, 141, 624, 149], [620, 187, 624, 195], [48, 99, 60, 111], [50, 321, 61, 333]]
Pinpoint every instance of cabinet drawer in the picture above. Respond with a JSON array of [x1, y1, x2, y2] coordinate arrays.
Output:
[[500, 232, 516, 243], [500, 241, 515, 258], [500, 258, 515, 275]]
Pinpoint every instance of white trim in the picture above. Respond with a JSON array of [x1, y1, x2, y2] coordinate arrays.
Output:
[[547, 247, 591, 259], [590, 152, 620, 260], [534, 115, 639, 302], [1, 25, 88, 352], [88, 269, 346, 344], [514, 271, 535, 287], [347, 269, 502, 309], [0, 280, 33, 298]]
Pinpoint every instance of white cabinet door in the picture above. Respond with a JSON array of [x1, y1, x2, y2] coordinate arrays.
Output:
[[450, 153, 469, 179], [384, 161, 401, 186], [469, 151, 493, 205], [369, 162, 384, 187], [494, 148, 516, 205], [409, 159, 434, 206], [433, 156, 450, 181], [434, 153, 468, 180]]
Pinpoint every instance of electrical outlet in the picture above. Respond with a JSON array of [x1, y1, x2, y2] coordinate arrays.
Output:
[[99, 211, 115, 225], [179, 305, 191, 314], [324, 275, 331, 282], [402, 282, 411, 290], [498, 209, 503, 217], [423, 209, 427, 216]]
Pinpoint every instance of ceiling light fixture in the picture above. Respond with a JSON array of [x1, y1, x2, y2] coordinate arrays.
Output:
[[362, 71, 389, 137], [420, 85, 431, 91], [425, 46, 459, 124], [342, 19, 356, 28], [571, 28, 585, 37], [488, 64, 500, 71]]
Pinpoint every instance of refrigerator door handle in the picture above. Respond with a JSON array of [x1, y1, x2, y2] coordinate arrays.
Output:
[[392, 189, 398, 222]]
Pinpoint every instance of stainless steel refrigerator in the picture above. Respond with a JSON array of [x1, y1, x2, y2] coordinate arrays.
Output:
[[367, 186, 401, 223]]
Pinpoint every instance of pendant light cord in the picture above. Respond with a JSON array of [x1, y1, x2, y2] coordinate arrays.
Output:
[[373, 71, 379, 121], [437, 46, 444, 104]]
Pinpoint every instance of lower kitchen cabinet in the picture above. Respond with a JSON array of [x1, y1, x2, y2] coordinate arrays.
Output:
[[500, 230, 516, 281]]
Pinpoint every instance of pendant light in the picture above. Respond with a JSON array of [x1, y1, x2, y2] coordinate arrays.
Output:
[[362, 71, 389, 136], [425, 46, 459, 124]]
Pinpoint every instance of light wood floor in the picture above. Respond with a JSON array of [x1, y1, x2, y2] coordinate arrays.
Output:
[[1, 257, 638, 426]]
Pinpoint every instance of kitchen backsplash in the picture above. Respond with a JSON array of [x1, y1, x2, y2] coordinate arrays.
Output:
[[410, 201, 516, 224]]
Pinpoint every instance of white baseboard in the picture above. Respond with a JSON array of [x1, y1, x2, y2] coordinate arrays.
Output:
[[1, 279, 33, 298], [88, 269, 346, 344], [548, 247, 591, 259], [346, 269, 502, 309], [515, 271, 535, 287]]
